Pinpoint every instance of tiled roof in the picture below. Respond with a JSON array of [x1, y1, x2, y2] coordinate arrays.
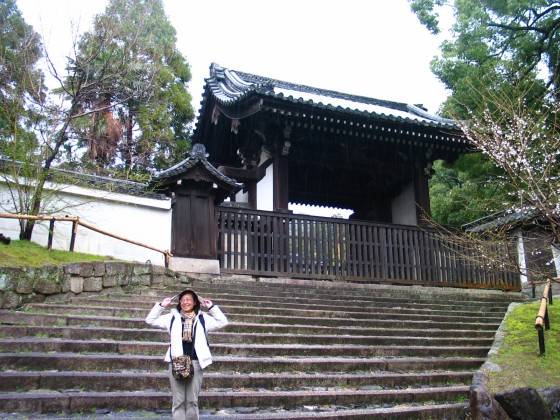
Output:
[[463, 208, 542, 233], [154, 144, 242, 189], [0, 158, 166, 200], [202, 63, 457, 129]]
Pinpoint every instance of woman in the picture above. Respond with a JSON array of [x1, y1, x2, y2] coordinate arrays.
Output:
[[146, 289, 228, 420]]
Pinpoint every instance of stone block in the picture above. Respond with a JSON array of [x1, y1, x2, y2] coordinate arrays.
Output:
[[104, 261, 121, 276], [61, 274, 71, 293], [469, 383, 510, 420], [83, 277, 103, 292], [64, 262, 94, 277], [70, 277, 84, 294], [118, 273, 130, 286], [103, 275, 118, 288], [132, 264, 152, 275], [16, 277, 34, 294], [495, 387, 552, 420], [63, 262, 82, 275], [0, 268, 20, 291], [34, 278, 62, 295], [38, 264, 61, 279], [92, 262, 106, 277], [77, 263, 94, 278], [540, 387, 560, 416], [168, 257, 220, 275], [138, 274, 151, 286], [20, 293, 46, 305], [152, 265, 166, 274], [1, 291, 21, 309], [151, 273, 165, 287]]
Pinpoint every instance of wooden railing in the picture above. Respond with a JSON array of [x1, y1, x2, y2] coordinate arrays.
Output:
[[216, 207, 521, 290]]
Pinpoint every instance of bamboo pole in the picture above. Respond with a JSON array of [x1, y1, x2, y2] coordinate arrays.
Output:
[[77, 219, 171, 258], [535, 279, 551, 330], [0, 213, 78, 222]]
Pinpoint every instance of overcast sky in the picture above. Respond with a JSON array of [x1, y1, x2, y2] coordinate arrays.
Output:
[[16, 0, 452, 115]]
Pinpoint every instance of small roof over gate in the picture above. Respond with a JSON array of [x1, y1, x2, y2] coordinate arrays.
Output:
[[153, 143, 242, 202]]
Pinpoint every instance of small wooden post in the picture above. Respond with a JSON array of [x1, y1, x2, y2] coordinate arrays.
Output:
[[69, 218, 79, 252], [47, 218, 55, 250], [537, 325, 545, 356]]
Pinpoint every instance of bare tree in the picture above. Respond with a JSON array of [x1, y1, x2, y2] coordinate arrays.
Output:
[[429, 88, 560, 283], [0, 0, 189, 240]]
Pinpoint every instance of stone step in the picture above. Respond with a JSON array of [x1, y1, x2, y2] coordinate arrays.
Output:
[[0, 338, 492, 358], [0, 402, 474, 419], [66, 297, 508, 319], [80, 293, 511, 313], [16, 306, 502, 331], [181, 279, 517, 303], [200, 402, 469, 419], [0, 386, 469, 412], [0, 370, 473, 393], [0, 325, 496, 345], [133, 293, 508, 316], [0, 353, 486, 373], [0, 276, 518, 418], [0, 311, 501, 335]]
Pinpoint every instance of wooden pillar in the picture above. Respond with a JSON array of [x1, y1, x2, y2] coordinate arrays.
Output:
[[414, 166, 432, 225], [248, 181, 257, 210], [273, 155, 289, 211]]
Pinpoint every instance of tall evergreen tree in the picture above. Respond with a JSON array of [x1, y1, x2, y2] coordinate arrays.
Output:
[[409, 0, 560, 226], [0, 0, 49, 238], [70, 0, 194, 175], [0, 0, 194, 239], [409, 0, 556, 118]]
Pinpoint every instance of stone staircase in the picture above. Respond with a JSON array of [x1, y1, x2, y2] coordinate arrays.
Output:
[[0, 277, 523, 419]]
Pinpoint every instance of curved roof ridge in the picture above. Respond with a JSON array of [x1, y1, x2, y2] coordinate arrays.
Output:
[[204, 63, 456, 128], [406, 104, 455, 125], [231, 69, 411, 113]]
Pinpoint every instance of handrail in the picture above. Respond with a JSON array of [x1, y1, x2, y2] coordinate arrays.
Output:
[[0, 213, 172, 267], [535, 277, 556, 356]]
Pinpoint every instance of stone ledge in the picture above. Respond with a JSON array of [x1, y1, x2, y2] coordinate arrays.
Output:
[[0, 262, 189, 309]]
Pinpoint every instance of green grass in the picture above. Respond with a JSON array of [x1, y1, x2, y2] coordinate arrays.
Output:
[[486, 298, 560, 393], [0, 240, 113, 267]]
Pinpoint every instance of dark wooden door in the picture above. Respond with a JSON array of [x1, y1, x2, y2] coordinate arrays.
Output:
[[171, 189, 216, 259]]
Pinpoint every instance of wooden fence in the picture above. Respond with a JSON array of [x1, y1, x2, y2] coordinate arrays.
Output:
[[216, 206, 521, 290]]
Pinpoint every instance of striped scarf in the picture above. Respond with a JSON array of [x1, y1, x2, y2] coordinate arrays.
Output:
[[180, 311, 196, 342]]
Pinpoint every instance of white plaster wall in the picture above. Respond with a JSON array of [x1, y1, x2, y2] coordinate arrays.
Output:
[[391, 183, 417, 226], [0, 181, 172, 266], [551, 243, 560, 278], [515, 230, 528, 283], [235, 188, 249, 203], [257, 163, 274, 211]]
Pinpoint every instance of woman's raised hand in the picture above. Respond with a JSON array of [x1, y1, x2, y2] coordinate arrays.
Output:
[[161, 297, 173, 308]]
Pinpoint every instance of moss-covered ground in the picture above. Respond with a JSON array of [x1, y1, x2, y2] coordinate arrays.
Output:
[[486, 297, 560, 393], [0, 240, 112, 267]]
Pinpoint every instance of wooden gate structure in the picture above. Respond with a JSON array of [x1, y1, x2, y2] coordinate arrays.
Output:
[[180, 64, 523, 290], [216, 206, 521, 290]]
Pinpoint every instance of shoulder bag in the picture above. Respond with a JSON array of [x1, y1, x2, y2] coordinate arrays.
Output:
[[170, 315, 193, 380]]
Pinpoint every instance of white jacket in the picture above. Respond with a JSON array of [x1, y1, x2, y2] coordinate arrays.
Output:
[[145, 303, 228, 369]]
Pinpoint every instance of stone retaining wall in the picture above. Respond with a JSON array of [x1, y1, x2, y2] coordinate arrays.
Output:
[[0, 262, 189, 309]]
